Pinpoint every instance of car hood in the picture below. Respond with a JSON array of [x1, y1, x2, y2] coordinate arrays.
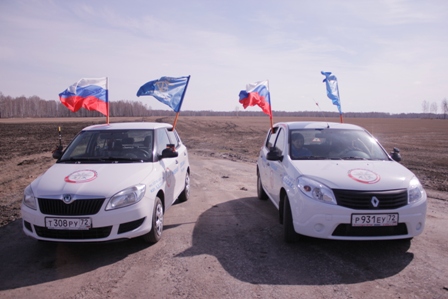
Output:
[[30, 163, 156, 198], [292, 160, 415, 190]]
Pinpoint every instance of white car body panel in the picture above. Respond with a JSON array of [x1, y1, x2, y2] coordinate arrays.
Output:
[[257, 121, 427, 241], [21, 122, 190, 243]]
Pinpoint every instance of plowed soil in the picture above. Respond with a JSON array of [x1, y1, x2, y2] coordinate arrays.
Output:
[[1, 116, 447, 227], [1, 116, 448, 299]]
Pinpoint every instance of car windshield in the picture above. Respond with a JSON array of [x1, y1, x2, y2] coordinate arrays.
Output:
[[289, 128, 390, 161], [59, 129, 154, 163]]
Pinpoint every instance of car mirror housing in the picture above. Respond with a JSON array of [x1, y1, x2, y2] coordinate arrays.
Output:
[[52, 146, 63, 160], [266, 148, 283, 161], [160, 148, 179, 159], [390, 147, 402, 162]]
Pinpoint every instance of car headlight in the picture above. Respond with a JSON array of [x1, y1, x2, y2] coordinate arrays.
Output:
[[297, 176, 337, 205], [106, 184, 146, 210], [23, 185, 37, 210], [408, 176, 425, 204]]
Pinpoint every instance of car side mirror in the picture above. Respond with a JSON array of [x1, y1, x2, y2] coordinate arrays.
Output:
[[390, 147, 402, 162], [266, 148, 283, 161], [160, 147, 178, 159], [52, 146, 63, 160]]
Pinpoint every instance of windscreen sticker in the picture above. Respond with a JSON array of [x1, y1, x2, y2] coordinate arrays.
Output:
[[64, 170, 98, 183], [348, 169, 380, 184]]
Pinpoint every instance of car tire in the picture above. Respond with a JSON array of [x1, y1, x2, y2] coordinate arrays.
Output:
[[257, 170, 268, 200], [142, 196, 164, 244], [283, 194, 299, 243], [178, 172, 190, 202]]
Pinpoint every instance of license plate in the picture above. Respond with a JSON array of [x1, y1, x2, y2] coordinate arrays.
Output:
[[351, 213, 398, 227], [45, 217, 92, 230]]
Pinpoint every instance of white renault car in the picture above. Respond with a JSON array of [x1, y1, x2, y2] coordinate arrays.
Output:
[[257, 121, 427, 242], [21, 122, 190, 243]]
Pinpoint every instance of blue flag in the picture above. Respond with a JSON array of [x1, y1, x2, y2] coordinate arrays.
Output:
[[137, 76, 190, 112], [321, 71, 342, 114]]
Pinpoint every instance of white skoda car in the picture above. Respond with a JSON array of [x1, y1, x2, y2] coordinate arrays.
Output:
[[21, 122, 190, 243], [256, 122, 427, 242]]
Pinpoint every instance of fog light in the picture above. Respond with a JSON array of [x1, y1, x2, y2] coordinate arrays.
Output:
[[416, 222, 422, 231], [314, 223, 324, 232]]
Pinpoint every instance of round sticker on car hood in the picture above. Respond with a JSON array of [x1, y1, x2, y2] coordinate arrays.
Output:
[[348, 168, 380, 184], [64, 169, 98, 183]]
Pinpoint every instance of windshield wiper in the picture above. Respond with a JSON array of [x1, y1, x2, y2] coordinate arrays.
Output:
[[59, 157, 104, 163], [294, 156, 331, 160], [340, 156, 369, 160], [60, 156, 146, 163]]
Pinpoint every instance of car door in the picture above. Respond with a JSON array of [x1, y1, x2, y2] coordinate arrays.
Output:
[[167, 129, 188, 198], [266, 127, 286, 207], [259, 127, 278, 197], [155, 128, 178, 207]]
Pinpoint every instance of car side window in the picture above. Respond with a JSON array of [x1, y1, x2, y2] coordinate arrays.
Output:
[[265, 127, 285, 154], [155, 129, 171, 156], [167, 130, 180, 149], [266, 127, 279, 149], [274, 128, 285, 154]]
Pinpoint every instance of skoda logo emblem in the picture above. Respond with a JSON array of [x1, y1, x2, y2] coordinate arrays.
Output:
[[63, 194, 73, 204], [371, 196, 379, 208]]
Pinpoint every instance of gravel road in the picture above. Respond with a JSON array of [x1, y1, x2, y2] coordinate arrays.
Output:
[[0, 155, 447, 299]]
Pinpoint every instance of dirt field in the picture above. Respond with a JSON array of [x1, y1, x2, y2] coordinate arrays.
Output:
[[1, 116, 447, 227], [0, 116, 448, 298]]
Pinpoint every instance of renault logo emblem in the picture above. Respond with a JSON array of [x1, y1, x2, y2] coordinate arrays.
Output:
[[62, 194, 73, 204], [371, 196, 379, 208]]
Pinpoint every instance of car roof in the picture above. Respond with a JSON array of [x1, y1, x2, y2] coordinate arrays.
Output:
[[274, 121, 364, 131], [81, 122, 173, 131]]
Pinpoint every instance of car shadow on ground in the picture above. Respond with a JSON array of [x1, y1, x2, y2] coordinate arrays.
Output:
[[177, 196, 413, 285], [0, 220, 155, 291]]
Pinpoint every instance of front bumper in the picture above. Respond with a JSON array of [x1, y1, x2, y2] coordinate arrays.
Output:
[[21, 197, 155, 242], [290, 195, 427, 240]]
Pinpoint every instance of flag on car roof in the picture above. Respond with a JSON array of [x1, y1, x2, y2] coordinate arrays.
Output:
[[136, 76, 190, 113], [238, 80, 272, 117], [321, 71, 342, 114], [59, 77, 108, 116]]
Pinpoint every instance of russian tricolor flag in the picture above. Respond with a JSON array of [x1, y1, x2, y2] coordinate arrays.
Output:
[[59, 77, 108, 116], [238, 80, 272, 117]]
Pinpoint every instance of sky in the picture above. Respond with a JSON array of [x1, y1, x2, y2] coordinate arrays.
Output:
[[1, 0, 447, 114]]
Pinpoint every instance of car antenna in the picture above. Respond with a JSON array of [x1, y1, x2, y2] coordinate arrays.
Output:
[[312, 98, 330, 128], [52, 126, 63, 154]]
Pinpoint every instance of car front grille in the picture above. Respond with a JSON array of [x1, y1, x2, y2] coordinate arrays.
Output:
[[38, 198, 105, 216], [333, 189, 408, 210], [34, 225, 112, 239], [332, 223, 408, 237]]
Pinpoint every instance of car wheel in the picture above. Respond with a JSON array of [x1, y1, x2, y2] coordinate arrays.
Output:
[[257, 170, 268, 200], [177, 172, 190, 202], [142, 196, 164, 243], [283, 194, 299, 243]]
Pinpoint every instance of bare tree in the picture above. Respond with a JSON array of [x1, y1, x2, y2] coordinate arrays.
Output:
[[441, 98, 448, 119], [430, 101, 438, 118], [421, 100, 429, 118]]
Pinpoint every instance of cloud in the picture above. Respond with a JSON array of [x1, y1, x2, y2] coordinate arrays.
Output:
[[0, 0, 447, 113]]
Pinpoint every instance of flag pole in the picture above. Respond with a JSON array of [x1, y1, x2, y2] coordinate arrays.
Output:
[[172, 112, 180, 130], [106, 77, 110, 124], [172, 75, 191, 131], [267, 80, 274, 133]]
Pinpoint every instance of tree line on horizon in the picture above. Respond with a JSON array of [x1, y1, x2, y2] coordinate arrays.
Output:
[[0, 92, 447, 119]]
